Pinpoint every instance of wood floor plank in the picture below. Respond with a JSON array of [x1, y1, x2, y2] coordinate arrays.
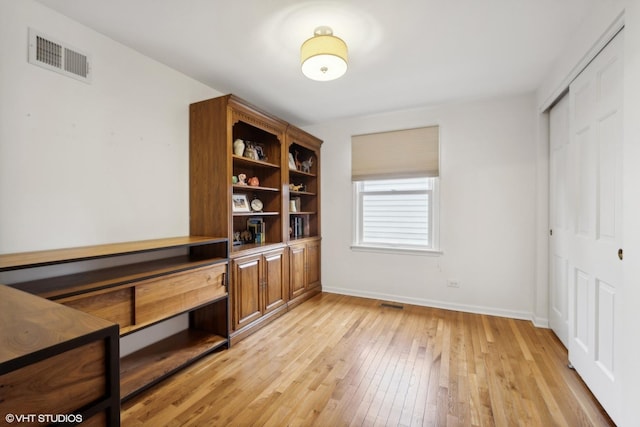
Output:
[[122, 293, 614, 426]]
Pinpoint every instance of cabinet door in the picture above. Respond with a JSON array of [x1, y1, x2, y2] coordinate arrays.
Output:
[[306, 240, 321, 288], [289, 244, 306, 299], [232, 254, 262, 330], [263, 248, 287, 314]]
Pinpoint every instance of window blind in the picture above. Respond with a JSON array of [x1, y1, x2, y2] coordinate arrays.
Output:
[[351, 125, 439, 181], [359, 178, 433, 248]]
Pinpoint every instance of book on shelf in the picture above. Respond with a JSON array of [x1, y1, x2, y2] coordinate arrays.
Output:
[[291, 197, 301, 212], [247, 217, 265, 244], [290, 217, 304, 238]]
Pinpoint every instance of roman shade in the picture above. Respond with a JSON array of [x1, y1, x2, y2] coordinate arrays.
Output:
[[351, 125, 439, 181]]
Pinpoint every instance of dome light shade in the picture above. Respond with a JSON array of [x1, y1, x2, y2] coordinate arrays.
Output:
[[301, 26, 348, 81]]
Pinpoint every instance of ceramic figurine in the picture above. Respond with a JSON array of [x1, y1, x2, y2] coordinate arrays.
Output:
[[294, 150, 302, 170], [233, 139, 245, 156], [244, 141, 259, 160], [301, 157, 313, 173]]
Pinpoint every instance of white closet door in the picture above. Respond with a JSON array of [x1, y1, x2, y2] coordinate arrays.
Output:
[[549, 94, 570, 347], [568, 30, 623, 424]]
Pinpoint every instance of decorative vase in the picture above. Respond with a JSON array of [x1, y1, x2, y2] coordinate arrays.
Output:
[[233, 139, 245, 156]]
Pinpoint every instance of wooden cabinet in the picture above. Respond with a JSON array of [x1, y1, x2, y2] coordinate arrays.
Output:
[[0, 285, 120, 426], [286, 126, 322, 308], [231, 247, 287, 340], [0, 236, 229, 402], [288, 238, 321, 306], [190, 94, 321, 343]]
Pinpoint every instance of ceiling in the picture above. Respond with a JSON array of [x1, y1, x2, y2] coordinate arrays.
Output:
[[36, 0, 597, 126]]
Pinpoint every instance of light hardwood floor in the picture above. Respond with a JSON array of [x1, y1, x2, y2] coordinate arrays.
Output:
[[122, 293, 614, 426]]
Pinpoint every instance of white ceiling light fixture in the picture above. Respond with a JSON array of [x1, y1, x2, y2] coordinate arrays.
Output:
[[301, 26, 348, 81]]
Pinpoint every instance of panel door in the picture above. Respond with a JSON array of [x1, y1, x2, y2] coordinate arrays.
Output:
[[289, 244, 306, 299], [263, 248, 287, 314], [232, 254, 262, 330], [568, 30, 623, 423], [549, 93, 571, 347], [306, 240, 321, 288]]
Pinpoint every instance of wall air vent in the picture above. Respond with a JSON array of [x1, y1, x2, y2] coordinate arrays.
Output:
[[28, 28, 91, 83]]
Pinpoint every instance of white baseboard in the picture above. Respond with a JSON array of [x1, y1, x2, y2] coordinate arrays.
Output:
[[530, 314, 549, 329], [323, 286, 540, 326]]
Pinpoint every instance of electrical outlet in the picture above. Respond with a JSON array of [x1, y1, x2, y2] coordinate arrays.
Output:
[[447, 280, 460, 288]]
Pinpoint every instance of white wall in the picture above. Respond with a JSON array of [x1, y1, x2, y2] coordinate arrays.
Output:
[[536, 1, 640, 425], [304, 93, 538, 320], [536, 0, 625, 112], [0, 0, 221, 253]]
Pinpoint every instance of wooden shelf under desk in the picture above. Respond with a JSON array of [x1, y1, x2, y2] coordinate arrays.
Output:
[[120, 328, 227, 401]]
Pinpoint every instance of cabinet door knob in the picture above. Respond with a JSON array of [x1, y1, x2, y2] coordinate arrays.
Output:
[[618, 248, 623, 261]]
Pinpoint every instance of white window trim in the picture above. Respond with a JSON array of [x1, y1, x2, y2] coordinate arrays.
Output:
[[350, 245, 443, 256]]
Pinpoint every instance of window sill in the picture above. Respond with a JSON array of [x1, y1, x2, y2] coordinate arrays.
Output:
[[350, 245, 443, 256]]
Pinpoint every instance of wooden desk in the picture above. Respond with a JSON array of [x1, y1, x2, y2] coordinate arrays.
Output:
[[0, 285, 120, 426], [1, 236, 229, 402]]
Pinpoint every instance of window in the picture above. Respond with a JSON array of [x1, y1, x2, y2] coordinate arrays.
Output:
[[353, 177, 439, 252], [351, 125, 440, 254]]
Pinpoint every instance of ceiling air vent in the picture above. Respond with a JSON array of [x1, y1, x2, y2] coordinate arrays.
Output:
[[28, 28, 91, 83]]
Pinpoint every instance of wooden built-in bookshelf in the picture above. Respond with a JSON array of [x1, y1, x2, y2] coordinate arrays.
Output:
[[190, 94, 322, 343]]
